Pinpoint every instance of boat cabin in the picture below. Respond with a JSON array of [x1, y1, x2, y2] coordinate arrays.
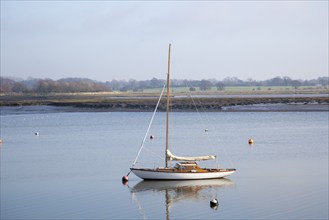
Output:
[[174, 162, 200, 172]]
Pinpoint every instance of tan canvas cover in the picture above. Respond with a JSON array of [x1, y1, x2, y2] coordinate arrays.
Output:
[[166, 149, 216, 161]]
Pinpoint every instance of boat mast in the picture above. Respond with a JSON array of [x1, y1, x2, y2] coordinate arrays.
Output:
[[165, 43, 171, 168]]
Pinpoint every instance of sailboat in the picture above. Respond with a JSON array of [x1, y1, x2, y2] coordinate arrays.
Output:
[[130, 44, 236, 180]]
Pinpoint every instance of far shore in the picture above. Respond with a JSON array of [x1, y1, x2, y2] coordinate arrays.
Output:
[[1, 91, 328, 112]]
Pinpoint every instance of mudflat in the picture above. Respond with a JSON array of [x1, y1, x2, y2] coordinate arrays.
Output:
[[1, 91, 328, 112]]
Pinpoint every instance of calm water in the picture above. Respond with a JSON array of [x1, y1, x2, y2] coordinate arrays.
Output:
[[0, 107, 328, 219]]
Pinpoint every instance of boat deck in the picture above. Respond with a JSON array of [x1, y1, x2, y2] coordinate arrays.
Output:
[[131, 167, 236, 174]]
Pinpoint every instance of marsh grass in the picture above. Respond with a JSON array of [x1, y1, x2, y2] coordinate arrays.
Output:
[[1, 86, 328, 109]]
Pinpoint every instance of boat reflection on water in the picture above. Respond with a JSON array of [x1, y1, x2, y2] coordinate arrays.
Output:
[[129, 178, 234, 219]]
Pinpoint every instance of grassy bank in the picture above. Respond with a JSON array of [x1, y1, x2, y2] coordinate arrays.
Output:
[[1, 90, 328, 111], [1, 86, 328, 110]]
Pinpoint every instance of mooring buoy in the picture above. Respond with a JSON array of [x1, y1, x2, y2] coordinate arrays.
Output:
[[248, 138, 254, 144], [122, 175, 129, 184], [210, 198, 218, 209]]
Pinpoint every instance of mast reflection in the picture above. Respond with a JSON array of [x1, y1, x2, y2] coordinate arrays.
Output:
[[129, 178, 234, 219]]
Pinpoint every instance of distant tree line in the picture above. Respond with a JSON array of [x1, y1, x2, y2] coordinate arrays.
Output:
[[104, 76, 329, 92], [0, 77, 110, 93], [1, 76, 328, 93]]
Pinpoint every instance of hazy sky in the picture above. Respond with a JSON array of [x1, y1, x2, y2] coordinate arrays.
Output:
[[1, 1, 328, 81]]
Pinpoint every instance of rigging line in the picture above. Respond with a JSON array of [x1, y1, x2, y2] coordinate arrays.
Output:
[[185, 81, 219, 164], [185, 80, 235, 168], [131, 83, 166, 167], [131, 193, 147, 220], [143, 146, 165, 161], [185, 81, 208, 132]]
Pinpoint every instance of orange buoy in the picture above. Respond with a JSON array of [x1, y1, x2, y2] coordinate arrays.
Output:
[[248, 139, 254, 144]]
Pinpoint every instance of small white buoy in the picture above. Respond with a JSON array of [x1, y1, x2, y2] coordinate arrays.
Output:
[[210, 198, 218, 209], [150, 135, 154, 140], [35, 132, 39, 136], [248, 138, 254, 144]]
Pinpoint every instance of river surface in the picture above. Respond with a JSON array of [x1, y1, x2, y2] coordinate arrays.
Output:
[[0, 107, 328, 219]]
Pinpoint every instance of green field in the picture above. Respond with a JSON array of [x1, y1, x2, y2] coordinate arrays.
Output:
[[127, 86, 328, 94]]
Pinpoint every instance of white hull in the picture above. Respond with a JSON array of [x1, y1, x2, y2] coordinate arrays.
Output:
[[131, 168, 236, 180]]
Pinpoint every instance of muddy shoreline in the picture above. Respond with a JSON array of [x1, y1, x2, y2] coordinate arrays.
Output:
[[50, 96, 329, 111], [1, 93, 328, 112]]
